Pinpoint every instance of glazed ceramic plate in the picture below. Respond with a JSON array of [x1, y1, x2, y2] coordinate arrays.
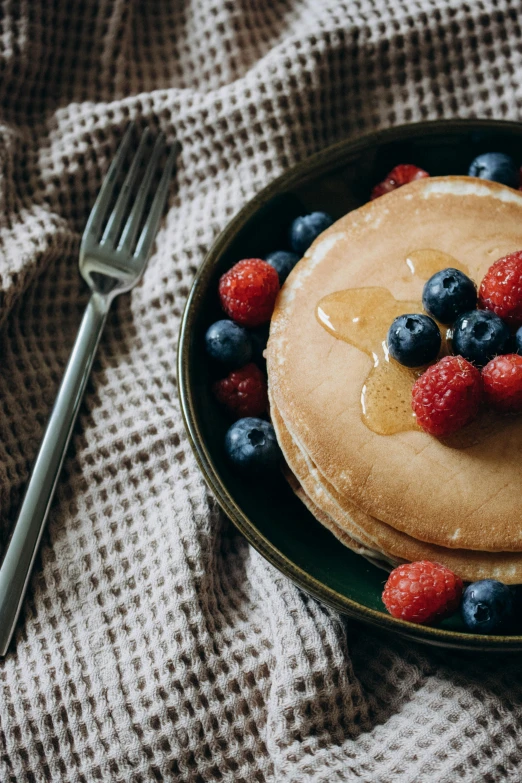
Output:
[[178, 119, 522, 651]]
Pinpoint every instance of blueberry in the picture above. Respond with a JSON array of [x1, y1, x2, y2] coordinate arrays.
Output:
[[510, 584, 522, 617], [265, 250, 300, 284], [205, 320, 252, 367], [422, 268, 477, 324], [250, 324, 270, 365], [224, 418, 281, 474], [289, 211, 334, 255], [452, 310, 509, 366], [387, 314, 441, 368], [515, 325, 522, 356], [461, 579, 513, 633], [468, 152, 519, 189]]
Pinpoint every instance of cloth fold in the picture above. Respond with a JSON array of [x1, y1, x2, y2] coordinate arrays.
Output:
[[1, 1, 522, 780]]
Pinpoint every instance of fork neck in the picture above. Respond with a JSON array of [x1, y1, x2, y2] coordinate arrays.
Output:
[[89, 289, 113, 319], [62, 290, 112, 411]]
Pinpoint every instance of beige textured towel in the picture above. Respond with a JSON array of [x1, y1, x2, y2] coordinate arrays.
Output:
[[1, 1, 522, 781]]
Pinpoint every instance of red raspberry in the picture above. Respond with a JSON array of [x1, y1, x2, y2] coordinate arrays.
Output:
[[382, 560, 463, 625], [478, 251, 522, 328], [219, 259, 280, 327], [371, 164, 429, 200], [213, 363, 268, 418], [411, 355, 482, 436], [482, 354, 522, 412]]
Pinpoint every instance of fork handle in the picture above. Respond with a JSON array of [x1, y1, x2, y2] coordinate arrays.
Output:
[[0, 291, 110, 656]]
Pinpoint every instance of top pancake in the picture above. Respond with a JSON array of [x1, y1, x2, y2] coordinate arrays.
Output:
[[267, 176, 522, 552]]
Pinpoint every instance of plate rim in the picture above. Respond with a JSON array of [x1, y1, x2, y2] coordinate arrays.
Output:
[[178, 118, 522, 651]]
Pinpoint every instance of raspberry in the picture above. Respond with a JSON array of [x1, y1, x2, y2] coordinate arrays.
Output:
[[219, 259, 280, 327], [478, 251, 522, 328], [213, 363, 268, 418], [482, 354, 522, 412], [371, 164, 429, 200], [411, 355, 482, 436], [382, 561, 463, 625]]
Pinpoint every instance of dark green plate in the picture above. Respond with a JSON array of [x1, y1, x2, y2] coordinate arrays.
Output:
[[179, 119, 522, 651]]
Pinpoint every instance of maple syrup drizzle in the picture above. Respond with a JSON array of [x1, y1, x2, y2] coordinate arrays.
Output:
[[404, 248, 468, 281], [316, 249, 473, 437]]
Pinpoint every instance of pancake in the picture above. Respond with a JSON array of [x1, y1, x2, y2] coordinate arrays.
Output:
[[271, 398, 522, 583], [267, 176, 522, 552], [283, 464, 398, 572]]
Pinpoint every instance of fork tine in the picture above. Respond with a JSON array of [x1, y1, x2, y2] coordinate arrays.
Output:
[[118, 133, 165, 253], [100, 128, 151, 247], [83, 123, 135, 241], [134, 142, 179, 261]]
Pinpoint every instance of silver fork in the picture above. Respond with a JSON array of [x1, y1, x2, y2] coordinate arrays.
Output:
[[0, 124, 178, 655]]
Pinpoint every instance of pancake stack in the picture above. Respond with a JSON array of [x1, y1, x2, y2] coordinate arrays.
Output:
[[266, 176, 522, 583]]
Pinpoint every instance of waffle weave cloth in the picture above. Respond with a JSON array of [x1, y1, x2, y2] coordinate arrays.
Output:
[[1, 1, 522, 781]]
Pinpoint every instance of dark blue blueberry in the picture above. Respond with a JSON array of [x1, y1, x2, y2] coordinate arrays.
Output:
[[289, 211, 334, 255], [387, 314, 441, 368], [422, 268, 477, 325], [452, 310, 510, 366], [509, 586, 522, 631], [224, 417, 281, 474], [250, 324, 270, 365], [515, 325, 522, 356], [510, 584, 522, 614], [265, 250, 300, 284], [468, 152, 519, 188], [205, 319, 252, 367], [461, 579, 513, 633]]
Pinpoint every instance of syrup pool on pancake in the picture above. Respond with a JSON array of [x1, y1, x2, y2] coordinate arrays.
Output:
[[316, 250, 466, 436]]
